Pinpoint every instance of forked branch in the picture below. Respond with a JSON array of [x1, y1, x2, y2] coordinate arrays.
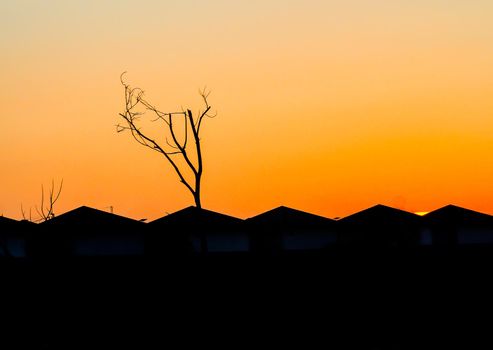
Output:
[[35, 179, 63, 222]]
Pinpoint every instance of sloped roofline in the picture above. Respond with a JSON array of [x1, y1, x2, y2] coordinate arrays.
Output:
[[40, 205, 143, 225], [246, 205, 334, 222], [149, 206, 243, 225], [424, 204, 492, 218], [338, 204, 419, 223], [0, 216, 19, 224]]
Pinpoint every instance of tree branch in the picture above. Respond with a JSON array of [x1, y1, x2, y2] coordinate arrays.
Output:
[[118, 74, 214, 207]]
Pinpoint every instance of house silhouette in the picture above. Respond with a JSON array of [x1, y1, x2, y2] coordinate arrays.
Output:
[[423, 205, 493, 246], [3, 203, 490, 348], [30, 206, 145, 258], [338, 204, 421, 247], [149, 206, 246, 255], [3, 202, 493, 261], [0, 216, 34, 258], [245, 206, 337, 255]]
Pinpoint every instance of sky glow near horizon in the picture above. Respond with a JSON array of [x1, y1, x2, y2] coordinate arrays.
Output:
[[1, 1, 493, 220]]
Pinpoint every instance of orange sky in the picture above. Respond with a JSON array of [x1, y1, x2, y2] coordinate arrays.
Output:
[[1, 1, 493, 221]]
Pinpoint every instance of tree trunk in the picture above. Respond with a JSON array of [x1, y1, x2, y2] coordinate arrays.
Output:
[[194, 190, 207, 255], [194, 192, 202, 210]]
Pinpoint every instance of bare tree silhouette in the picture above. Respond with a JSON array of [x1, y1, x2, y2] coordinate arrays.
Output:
[[20, 179, 63, 223], [117, 73, 215, 210], [35, 179, 63, 222], [20, 204, 33, 222]]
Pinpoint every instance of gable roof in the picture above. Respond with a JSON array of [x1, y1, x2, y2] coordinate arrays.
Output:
[[0, 217, 34, 227], [246, 206, 334, 228], [423, 205, 493, 227], [338, 204, 420, 226], [0, 217, 35, 238], [149, 206, 242, 229], [40, 206, 143, 227], [0, 216, 19, 225]]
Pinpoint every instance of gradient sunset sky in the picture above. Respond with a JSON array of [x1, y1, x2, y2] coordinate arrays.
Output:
[[1, 1, 493, 221]]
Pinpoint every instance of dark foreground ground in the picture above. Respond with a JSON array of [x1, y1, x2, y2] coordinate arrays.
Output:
[[2, 249, 493, 349]]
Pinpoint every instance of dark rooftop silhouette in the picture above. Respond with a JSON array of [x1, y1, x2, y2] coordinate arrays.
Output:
[[422, 205, 493, 246], [41, 205, 143, 228], [246, 205, 335, 227], [29, 206, 145, 258], [3, 202, 493, 258], [150, 206, 242, 228], [424, 204, 493, 226], [0, 216, 18, 225], [339, 204, 420, 224], [245, 206, 337, 253], [0, 216, 35, 229], [338, 204, 421, 247]]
